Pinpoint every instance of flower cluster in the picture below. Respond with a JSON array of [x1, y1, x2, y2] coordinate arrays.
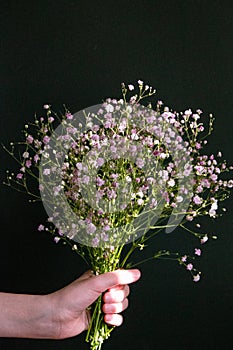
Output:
[[4, 80, 233, 350]]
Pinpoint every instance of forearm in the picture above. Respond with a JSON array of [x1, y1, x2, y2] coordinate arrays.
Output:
[[0, 292, 56, 339]]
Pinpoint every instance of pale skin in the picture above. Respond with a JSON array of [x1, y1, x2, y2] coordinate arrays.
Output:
[[0, 269, 141, 340]]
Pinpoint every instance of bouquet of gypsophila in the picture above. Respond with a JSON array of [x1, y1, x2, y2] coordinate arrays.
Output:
[[4, 80, 233, 350]]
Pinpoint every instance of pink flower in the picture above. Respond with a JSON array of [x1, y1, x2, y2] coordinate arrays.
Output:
[[97, 158, 104, 167], [96, 177, 105, 187], [76, 162, 83, 170], [107, 189, 117, 200], [43, 168, 51, 175], [210, 174, 218, 181], [149, 198, 157, 209], [87, 223, 96, 234], [25, 160, 32, 168], [34, 154, 40, 163], [193, 195, 203, 205], [43, 136, 50, 144], [181, 255, 187, 262], [92, 237, 100, 247], [43, 104, 50, 109], [186, 263, 193, 271], [26, 135, 34, 144], [82, 175, 90, 184], [38, 224, 44, 231], [65, 112, 73, 120], [198, 125, 204, 131], [54, 237, 60, 243], [195, 248, 201, 256], [104, 120, 112, 128], [137, 198, 144, 205], [136, 158, 144, 169], [16, 173, 23, 179]]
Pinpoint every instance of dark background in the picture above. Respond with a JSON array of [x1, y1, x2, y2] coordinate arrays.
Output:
[[0, 1, 233, 349]]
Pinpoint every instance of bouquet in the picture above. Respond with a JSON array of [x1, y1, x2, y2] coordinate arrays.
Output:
[[4, 80, 233, 349]]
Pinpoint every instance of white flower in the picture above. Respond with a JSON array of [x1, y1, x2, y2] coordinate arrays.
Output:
[[160, 152, 167, 159], [167, 179, 175, 187], [125, 175, 132, 183], [138, 80, 143, 85], [128, 84, 134, 91], [176, 196, 183, 203], [43, 168, 51, 175], [184, 109, 192, 116], [23, 151, 29, 159], [210, 199, 218, 210], [105, 104, 114, 113], [193, 274, 201, 282], [201, 235, 208, 244], [137, 191, 144, 198], [209, 209, 216, 217], [126, 105, 132, 113]]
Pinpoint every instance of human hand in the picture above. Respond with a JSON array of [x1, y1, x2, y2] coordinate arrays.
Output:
[[48, 269, 141, 339]]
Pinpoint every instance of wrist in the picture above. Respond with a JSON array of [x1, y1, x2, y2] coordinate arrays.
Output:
[[0, 292, 57, 339], [33, 294, 59, 339]]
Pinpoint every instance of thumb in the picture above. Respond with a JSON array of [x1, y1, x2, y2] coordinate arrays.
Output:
[[79, 269, 141, 309]]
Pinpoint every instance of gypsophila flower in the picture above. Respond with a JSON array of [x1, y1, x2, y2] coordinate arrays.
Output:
[[136, 158, 144, 168], [4, 80, 233, 350], [167, 179, 175, 187], [16, 173, 23, 179], [43, 168, 51, 175], [186, 263, 193, 271], [193, 195, 203, 205], [22, 151, 29, 159], [193, 274, 201, 282], [25, 160, 32, 168], [87, 223, 96, 234], [65, 112, 73, 120], [201, 235, 208, 244], [227, 180, 233, 188], [43, 136, 50, 144], [26, 135, 34, 144], [34, 154, 40, 163], [195, 248, 201, 256]]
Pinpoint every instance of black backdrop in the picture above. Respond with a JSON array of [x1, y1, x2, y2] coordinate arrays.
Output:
[[0, 1, 232, 349]]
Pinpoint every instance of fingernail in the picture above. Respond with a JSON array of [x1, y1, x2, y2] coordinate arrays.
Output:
[[132, 269, 141, 279]]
